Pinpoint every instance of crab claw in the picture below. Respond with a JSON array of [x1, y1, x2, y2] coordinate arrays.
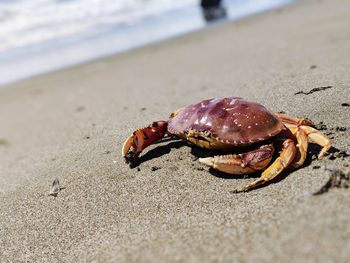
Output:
[[122, 134, 140, 167], [199, 145, 274, 175], [122, 120, 168, 167]]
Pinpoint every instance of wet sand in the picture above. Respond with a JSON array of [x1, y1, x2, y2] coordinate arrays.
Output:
[[0, 0, 349, 262]]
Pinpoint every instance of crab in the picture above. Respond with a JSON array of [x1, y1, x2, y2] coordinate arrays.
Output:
[[122, 97, 331, 193]]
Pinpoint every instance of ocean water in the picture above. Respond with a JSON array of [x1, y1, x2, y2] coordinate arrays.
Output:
[[0, 0, 293, 86]]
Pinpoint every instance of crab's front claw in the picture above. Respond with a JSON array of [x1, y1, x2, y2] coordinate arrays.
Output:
[[122, 120, 168, 167], [122, 134, 140, 167]]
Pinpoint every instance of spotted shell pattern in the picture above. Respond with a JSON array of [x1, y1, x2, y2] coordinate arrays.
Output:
[[168, 97, 285, 146]]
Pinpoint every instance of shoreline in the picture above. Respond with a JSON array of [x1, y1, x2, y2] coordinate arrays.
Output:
[[0, 0, 293, 87], [0, 0, 350, 262]]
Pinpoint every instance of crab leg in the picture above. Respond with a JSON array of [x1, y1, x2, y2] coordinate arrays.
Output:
[[122, 120, 168, 167], [276, 113, 312, 167], [284, 123, 332, 159], [300, 125, 332, 158], [280, 124, 308, 168], [277, 112, 332, 160], [232, 139, 296, 193], [293, 128, 308, 168], [274, 112, 314, 126], [199, 144, 274, 175]]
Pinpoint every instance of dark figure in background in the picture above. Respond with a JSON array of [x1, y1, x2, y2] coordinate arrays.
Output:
[[200, 0, 227, 22]]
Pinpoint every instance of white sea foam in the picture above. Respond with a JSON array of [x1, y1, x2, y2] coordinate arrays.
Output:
[[0, 0, 197, 53], [0, 0, 293, 86]]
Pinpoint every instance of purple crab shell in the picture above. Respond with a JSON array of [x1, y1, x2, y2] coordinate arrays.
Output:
[[168, 97, 284, 146]]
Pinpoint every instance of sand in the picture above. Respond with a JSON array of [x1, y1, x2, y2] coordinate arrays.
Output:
[[0, 0, 349, 262]]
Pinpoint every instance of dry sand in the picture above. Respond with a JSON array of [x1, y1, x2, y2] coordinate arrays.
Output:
[[0, 0, 349, 262]]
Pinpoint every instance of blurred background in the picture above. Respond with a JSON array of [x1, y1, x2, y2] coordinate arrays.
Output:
[[0, 0, 292, 86]]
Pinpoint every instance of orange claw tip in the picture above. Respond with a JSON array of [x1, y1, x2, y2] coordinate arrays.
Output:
[[122, 135, 134, 157], [122, 135, 140, 168]]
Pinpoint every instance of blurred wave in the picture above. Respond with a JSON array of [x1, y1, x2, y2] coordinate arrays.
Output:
[[0, 0, 197, 53], [0, 0, 293, 86]]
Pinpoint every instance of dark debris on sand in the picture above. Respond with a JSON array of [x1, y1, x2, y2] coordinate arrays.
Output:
[[314, 121, 348, 139], [310, 65, 317, 69], [313, 165, 350, 195], [328, 150, 350, 160], [295, 86, 333, 95], [309, 65, 317, 69], [125, 152, 140, 168], [314, 121, 328, 131], [151, 166, 161, 171]]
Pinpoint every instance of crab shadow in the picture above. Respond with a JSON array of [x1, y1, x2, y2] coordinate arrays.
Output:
[[134, 138, 185, 167], [133, 138, 340, 191]]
